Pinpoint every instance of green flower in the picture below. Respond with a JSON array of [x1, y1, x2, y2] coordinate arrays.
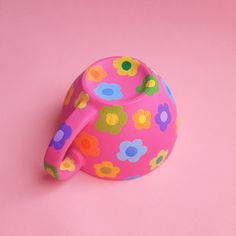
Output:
[[95, 105, 127, 134], [136, 75, 159, 96], [44, 162, 59, 180]]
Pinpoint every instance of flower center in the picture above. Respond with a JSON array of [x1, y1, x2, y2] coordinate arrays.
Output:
[[122, 61, 131, 71], [46, 168, 55, 177], [53, 130, 64, 142], [100, 167, 112, 174], [156, 156, 163, 164], [160, 111, 168, 122], [105, 113, 119, 125], [91, 69, 99, 78], [81, 138, 91, 149], [146, 79, 156, 88], [125, 146, 138, 157], [138, 114, 147, 124], [102, 88, 114, 96]]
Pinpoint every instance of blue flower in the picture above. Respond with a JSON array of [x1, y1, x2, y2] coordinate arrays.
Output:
[[155, 104, 171, 131], [123, 175, 141, 180], [50, 123, 72, 150], [161, 79, 175, 104], [94, 83, 123, 101], [117, 139, 147, 163]]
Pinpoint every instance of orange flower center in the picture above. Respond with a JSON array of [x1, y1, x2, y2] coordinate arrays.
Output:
[[81, 138, 91, 149]]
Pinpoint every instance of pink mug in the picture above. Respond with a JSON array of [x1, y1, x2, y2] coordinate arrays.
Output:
[[44, 56, 178, 181]]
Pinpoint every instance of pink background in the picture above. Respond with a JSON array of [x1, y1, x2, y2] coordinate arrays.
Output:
[[0, 0, 235, 235]]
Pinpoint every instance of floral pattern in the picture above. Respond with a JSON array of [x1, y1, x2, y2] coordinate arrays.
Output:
[[86, 65, 107, 82], [155, 104, 171, 131], [73, 131, 100, 157], [161, 79, 175, 104], [96, 105, 127, 134], [74, 91, 89, 109], [44, 162, 59, 179], [117, 139, 147, 163], [132, 109, 151, 130], [64, 84, 74, 105], [60, 157, 76, 172], [149, 149, 168, 170], [94, 82, 123, 101], [136, 74, 159, 96], [94, 161, 120, 178], [113, 56, 139, 76], [50, 123, 72, 150]]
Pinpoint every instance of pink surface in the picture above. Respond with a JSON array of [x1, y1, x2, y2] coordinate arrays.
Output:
[[0, 0, 235, 235]]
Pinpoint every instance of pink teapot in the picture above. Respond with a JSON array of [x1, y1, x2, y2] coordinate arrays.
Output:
[[44, 56, 178, 181]]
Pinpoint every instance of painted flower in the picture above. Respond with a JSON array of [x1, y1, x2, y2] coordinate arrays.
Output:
[[136, 74, 159, 96], [44, 162, 59, 179], [161, 79, 175, 104], [94, 83, 123, 101], [73, 131, 100, 157], [123, 175, 141, 180], [50, 123, 72, 150], [155, 104, 171, 131], [74, 91, 89, 109], [95, 105, 127, 134], [149, 149, 169, 170], [60, 157, 76, 172], [94, 161, 120, 178], [64, 84, 74, 105], [132, 109, 151, 130], [113, 56, 139, 76], [86, 65, 107, 82], [117, 139, 147, 163]]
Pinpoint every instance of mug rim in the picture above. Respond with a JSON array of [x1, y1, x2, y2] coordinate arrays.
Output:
[[81, 56, 158, 106]]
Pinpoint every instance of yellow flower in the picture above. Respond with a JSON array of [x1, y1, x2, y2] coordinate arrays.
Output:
[[86, 65, 107, 82], [94, 161, 120, 178], [64, 84, 74, 105], [113, 56, 139, 76], [74, 91, 89, 109], [132, 109, 151, 130], [149, 149, 169, 170], [60, 157, 76, 172]]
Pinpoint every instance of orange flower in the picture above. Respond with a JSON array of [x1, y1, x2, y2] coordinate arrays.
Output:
[[94, 161, 120, 178], [132, 109, 151, 130], [74, 131, 100, 157], [86, 65, 107, 82], [64, 84, 74, 105]]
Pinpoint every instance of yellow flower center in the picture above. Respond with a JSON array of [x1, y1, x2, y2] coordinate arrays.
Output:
[[138, 114, 147, 124], [146, 80, 155, 88], [105, 113, 119, 126]]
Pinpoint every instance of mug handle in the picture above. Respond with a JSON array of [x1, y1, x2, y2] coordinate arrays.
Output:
[[44, 104, 97, 180]]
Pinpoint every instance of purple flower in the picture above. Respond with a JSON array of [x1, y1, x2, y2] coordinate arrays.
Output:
[[50, 123, 72, 150], [155, 104, 171, 131]]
